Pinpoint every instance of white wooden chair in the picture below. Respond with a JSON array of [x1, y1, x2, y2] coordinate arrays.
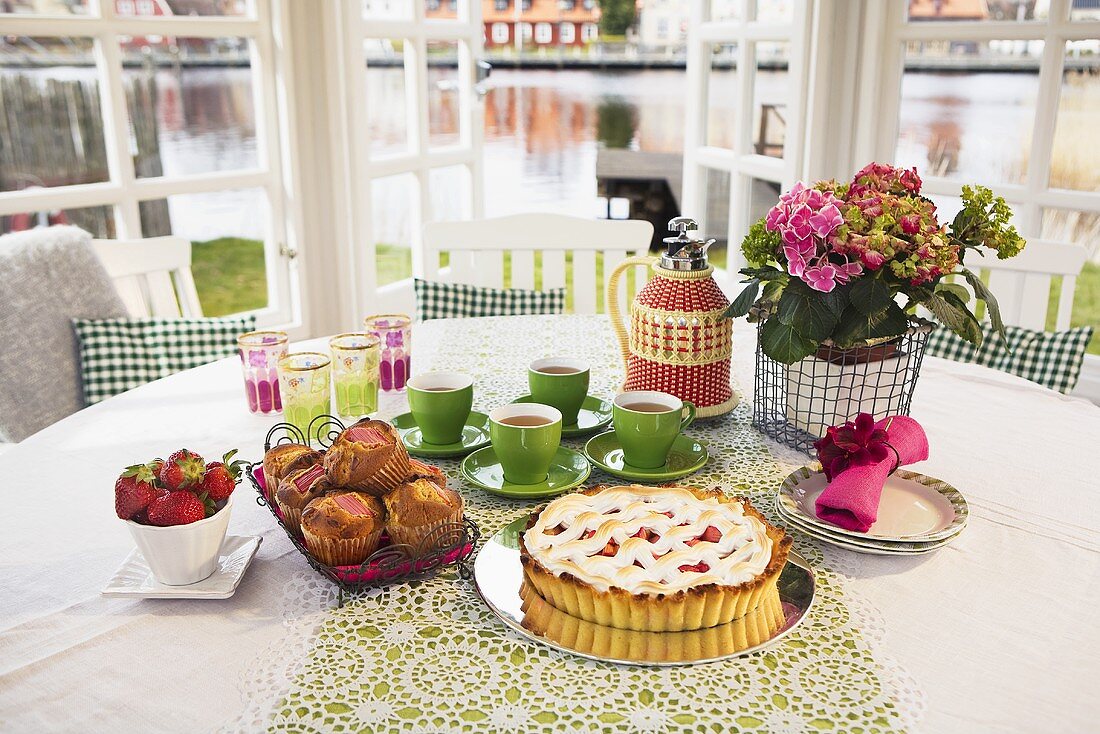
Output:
[[962, 239, 1086, 330], [420, 214, 655, 314], [92, 236, 204, 318]]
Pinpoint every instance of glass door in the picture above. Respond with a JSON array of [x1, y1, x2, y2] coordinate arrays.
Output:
[[346, 0, 486, 315]]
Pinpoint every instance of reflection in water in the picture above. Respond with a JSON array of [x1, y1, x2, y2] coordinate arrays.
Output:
[[1, 65, 1077, 243]]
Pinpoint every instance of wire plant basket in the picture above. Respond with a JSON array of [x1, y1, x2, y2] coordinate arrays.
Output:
[[246, 415, 480, 594], [753, 320, 933, 454]]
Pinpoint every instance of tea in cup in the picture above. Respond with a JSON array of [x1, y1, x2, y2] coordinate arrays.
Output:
[[489, 403, 563, 484], [528, 357, 590, 425], [406, 372, 474, 445], [612, 391, 696, 469]]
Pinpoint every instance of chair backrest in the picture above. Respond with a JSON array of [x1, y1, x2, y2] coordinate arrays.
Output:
[[92, 236, 203, 318], [421, 214, 655, 314], [963, 239, 1086, 331]]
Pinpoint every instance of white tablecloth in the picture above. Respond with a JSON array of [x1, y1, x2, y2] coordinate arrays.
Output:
[[1, 315, 1098, 732]]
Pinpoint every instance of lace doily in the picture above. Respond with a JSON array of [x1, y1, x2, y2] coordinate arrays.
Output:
[[224, 315, 925, 733]]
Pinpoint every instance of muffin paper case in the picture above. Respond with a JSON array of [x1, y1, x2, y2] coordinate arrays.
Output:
[[125, 496, 233, 585], [301, 527, 385, 567], [387, 497, 466, 552]]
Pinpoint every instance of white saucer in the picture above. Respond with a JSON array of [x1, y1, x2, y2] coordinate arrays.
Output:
[[102, 535, 262, 599]]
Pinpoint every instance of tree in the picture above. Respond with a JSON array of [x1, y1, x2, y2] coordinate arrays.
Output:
[[599, 0, 636, 37]]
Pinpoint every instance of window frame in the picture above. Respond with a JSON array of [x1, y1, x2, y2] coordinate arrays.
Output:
[[680, 0, 813, 280], [560, 21, 575, 44], [0, 0, 299, 330], [534, 21, 553, 44], [492, 21, 510, 44]]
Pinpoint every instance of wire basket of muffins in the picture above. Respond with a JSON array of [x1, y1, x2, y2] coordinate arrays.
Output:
[[246, 415, 479, 590]]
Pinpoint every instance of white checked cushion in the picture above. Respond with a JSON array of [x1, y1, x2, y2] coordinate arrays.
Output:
[[72, 315, 256, 405], [925, 322, 1094, 394], [415, 278, 566, 321]]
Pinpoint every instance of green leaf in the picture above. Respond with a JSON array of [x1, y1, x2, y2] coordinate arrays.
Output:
[[724, 280, 760, 318], [926, 290, 983, 346], [776, 279, 842, 342], [960, 268, 1008, 350], [935, 282, 971, 305], [760, 318, 818, 364], [848, 275, 893, 315], [831, 302, 910, 348]]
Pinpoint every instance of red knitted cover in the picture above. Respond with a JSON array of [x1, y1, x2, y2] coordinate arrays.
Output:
[[635, 275, 729, 311], [623, 355, 733, 408]]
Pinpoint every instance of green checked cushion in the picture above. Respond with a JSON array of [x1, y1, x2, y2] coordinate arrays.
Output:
[[72, 315, 256, 405], [925, 322, 1094, 394], [415, 278, 566, 321]]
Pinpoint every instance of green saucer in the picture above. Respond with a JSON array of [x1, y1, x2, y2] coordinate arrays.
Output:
[[460, 445, 591, 499], [583, 430, 708, 481], [512, 394, 613, 438], [391, 411, 491, 457]]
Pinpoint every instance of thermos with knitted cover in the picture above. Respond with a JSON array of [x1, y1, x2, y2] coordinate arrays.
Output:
[[607, 217, 738, 419]]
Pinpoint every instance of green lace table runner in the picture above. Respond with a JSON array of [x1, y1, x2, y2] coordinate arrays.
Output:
[[265, 315, 917, 733]]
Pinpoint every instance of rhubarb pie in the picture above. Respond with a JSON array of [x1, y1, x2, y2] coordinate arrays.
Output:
[[323, 419, 411, 494], [519, 485, 791, 632]]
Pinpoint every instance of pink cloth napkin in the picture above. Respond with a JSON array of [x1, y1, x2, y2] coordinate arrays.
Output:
[[814, 415, 929, 533]]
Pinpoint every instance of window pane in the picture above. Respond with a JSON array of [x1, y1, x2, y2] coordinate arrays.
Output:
[[0, 37, 109, 192], [371, 173, 417, 286], [115, 0, 252, 16], [364, 38, 410, 157], [709, 0, 740, 22], [753, 42, 788, 158], [907, 0, 1048, 21], [756, 0, 793, 23], [427, 40, 461, 149], [896, 41, 1041, 184], [1049, 44, 1100, 192], [704, 167, 731, 257], [0, 0, 90, 14], [429, 165, 472, 222], [2, 205, 115, 238], [424, 0, 458, 19], [139, 188, 270, 316], [1071, 2, 1100, 20], [363, 0, 412, 20], [705, 42, 738, 149], [120, 36, 257, 179]]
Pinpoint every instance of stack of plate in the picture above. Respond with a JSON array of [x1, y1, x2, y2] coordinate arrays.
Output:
[[775, 465, 969, 555]]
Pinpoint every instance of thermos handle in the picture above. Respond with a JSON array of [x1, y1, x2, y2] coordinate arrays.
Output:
[[606, 255, 658, 369]]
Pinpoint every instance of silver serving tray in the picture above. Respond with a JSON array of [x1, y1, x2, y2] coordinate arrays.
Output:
[[474, 517, 816, 666]]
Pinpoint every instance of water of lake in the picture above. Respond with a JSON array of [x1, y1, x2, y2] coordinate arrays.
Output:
[[0, 65, 1067, 245]]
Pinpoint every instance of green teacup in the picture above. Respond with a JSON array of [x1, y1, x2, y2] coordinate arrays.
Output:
[[612, 391, 696, 469], [489, 403, 563, 484], [528, 358, 590, 426], [406, 372, 474, 445]]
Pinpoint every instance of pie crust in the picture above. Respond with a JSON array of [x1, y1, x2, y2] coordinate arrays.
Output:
[[519, 485, 791, 632]]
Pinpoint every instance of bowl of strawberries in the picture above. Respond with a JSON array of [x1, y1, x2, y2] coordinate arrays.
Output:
[[115, 448, 246, 585]]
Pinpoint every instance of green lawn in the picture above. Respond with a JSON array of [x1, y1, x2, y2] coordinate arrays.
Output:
[[192, 238, 1099, 355]]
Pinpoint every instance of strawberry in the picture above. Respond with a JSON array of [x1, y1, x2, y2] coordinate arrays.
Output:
[[147, 491, 206, 526], [114, 462, 159, 520], [598, 540, 619, 557], [701, 526, 722, 543], [678, 562, 711, 574], [199, 449, 246, 502], [159, 449, 207, 490]]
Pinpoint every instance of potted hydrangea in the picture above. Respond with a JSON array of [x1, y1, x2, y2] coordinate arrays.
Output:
[[727, 163, 1025, 443]]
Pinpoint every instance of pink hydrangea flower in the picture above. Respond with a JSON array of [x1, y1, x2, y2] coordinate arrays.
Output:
[[803, 263, 839, 293], [809, 203, 843, 238]]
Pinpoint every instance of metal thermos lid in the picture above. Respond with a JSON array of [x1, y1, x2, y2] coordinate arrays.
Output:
[[660, 216, 714, 271]]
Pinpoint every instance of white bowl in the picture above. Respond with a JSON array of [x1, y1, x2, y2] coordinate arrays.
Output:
[[124, 496, 233, 586]]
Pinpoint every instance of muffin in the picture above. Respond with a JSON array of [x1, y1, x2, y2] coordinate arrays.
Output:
[[301, 491, 385, 566], [262, 443, 322, 499], [405, 458, 447, 488], [384, 479, 464, 551], [275, 463, 335, 536], [323, 419, 410, 495]]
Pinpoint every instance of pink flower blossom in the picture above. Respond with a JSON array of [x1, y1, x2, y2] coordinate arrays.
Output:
[[832, 259, 863, 284], [860, 249, 887, 270], [784, 246, 809, 277], [809, 203, 843, 238], [803, 263, 839, 293], [899, 214, 921, 234]]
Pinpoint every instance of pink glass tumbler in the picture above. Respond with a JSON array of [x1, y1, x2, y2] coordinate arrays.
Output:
[[238, 331, 289, 413], [364, 314, 411, 391]]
